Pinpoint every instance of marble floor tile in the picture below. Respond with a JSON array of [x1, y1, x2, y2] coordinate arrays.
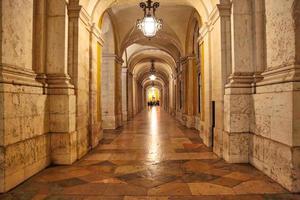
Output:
[[0, 108, 298, 200]]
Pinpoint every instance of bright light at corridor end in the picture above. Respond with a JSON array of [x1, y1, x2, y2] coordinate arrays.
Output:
[[137, 0, 162, 38], [150, 74, 156, 80]]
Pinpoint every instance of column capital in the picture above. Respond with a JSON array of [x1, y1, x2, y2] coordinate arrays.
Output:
[[102, 53, 124, 64], [217, 3, 232, 17], [122, 67, 128, 73], [180, 56, 195, 65]]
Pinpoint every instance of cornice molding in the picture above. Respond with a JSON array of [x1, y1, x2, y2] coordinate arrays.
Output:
[[217, 3, 232, 17], [257, 64, 300, 86], [0, 63, 42, 87]]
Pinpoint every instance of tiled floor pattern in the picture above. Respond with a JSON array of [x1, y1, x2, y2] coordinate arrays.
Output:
[[1, 108, 300, 199]]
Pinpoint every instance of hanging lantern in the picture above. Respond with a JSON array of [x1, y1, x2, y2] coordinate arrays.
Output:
[[149, 60, 157, 80], [151, 81, 155, 90], [137, 0, 163, 38]]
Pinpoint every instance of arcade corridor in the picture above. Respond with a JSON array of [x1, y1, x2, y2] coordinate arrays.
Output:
[[1, 0, 300, 196], [1, 108, 299, 199]]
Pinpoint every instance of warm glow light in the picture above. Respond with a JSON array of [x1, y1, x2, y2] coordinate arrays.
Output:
[[150, 74, 156, 81], [148, 87, 160, 102], [144, 17, 156, 36], [145, 107, 159, 161], [137, 16, 162, 38]]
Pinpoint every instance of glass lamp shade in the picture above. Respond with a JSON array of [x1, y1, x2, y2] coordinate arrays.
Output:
[[150, 74, 156, 81], [137, 16, 162, 38]]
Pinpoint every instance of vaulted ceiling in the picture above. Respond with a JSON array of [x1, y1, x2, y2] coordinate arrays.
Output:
[[82, 0, 215, 88]]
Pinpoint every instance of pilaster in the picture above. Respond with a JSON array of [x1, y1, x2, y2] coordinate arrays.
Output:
[[46, 0, 77, 165], [182, 56, 196, 128], [222, 0, 253, 163], [101, 54, 123, 129], [122, 67, 128, 122]]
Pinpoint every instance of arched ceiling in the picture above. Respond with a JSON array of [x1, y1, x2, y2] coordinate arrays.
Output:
[[83, 0, 220, 23], [144, 80, 164, 90], [126, 44, 174, 86], [133, 60, 171, 83], [127, 45, 176, 73], [80, 0, 221, 89], [109, 4, 194, 55]]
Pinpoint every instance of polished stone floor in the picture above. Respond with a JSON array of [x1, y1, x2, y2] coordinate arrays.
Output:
[[1, 108, 300, 200]]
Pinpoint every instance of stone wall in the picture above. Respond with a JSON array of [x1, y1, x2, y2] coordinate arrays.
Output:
[[0, 85, 50, 193], [250, 83, 300, 192], [0, 0, 104, 192], [248, 0, 300, 192], [0, 0, 50, 192]]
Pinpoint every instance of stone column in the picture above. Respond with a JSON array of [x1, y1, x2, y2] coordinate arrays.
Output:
[[223, 0, 254, 163], [198, 23, 213, 148], [169, 77, 175, 115], [89, 24, 103, 148], [101, 54, 123, 129], [46, 0, 77, 165], [115, 59, 123, 127], [127, 72, 134, 120], [183, 56, 196, 128], [121, 67, 128, 122], [132, 75, 138, 116], [33, 0, 47, 83]]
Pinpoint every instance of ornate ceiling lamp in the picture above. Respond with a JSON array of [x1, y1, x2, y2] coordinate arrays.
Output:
[[149, 60, 157, 81], [137, 0, 163, 38]]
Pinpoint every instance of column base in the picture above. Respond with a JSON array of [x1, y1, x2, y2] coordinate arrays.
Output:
[[122, 111, 128, 122], [90, 122, 103, 148], [102, 114, 122, 129], [51, 131, 78, 165], [183, 114, 195, 129], [222, 131, 250, 163]]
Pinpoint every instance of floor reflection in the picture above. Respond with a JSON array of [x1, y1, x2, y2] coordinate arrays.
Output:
[[148, 107, 160, 161], [1, 108, 296, 199]]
